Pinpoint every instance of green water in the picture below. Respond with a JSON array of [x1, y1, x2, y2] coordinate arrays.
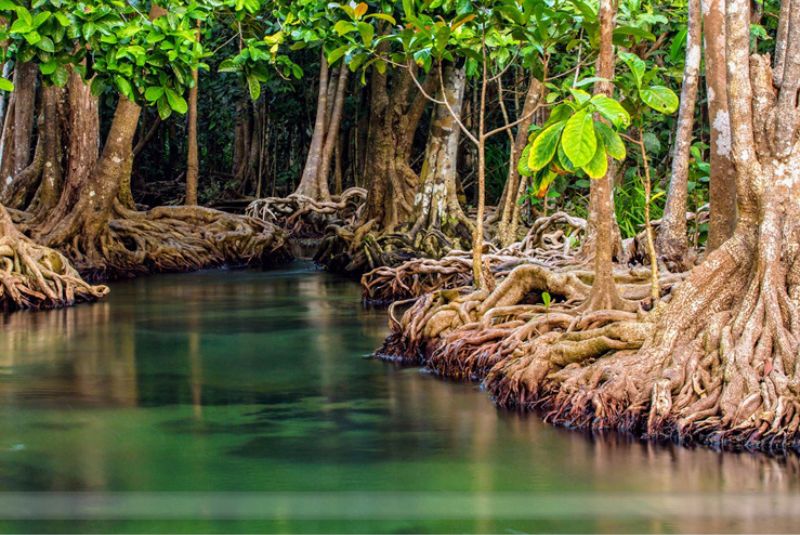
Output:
[[0, 263, 798, 533]]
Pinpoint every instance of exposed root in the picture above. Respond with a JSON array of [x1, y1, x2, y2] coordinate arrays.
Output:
[[0, 208, 108, 311], [361, 212, 587, 302], [246, 187, 366, 240], [315, 221, 457, 275], [37, 202, 291, 282]]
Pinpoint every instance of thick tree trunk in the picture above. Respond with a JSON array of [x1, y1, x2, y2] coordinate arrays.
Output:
[[409, 63, 471, 246], [295, 53, 330, 200], [316, 62, 348, 199], [28, 85, 64, 215], [704, 0, 737, 251], [362, 67, 433, 232], [0, 93, 15, 188], [12, 62, 37, 176], [657, 0, 701, 268]]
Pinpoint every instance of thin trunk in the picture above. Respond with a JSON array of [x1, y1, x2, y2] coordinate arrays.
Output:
[[657, 0, 701, 267], [185, 21, 200, 206], [584, 0, 626, 310], [497, 76, 543, 246], [472, 32, 489, 290]]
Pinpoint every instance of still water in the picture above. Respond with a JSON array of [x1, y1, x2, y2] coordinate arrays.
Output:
[[0, 263, 798, 533]]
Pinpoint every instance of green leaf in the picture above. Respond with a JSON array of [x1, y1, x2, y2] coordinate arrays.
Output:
[[165, 87, 188, 114], [594, 122, 626, 161], [569, 87, 591, 106], [23, 30, 41, 45], [218, 59, 239, 73], [333, 20, 356, 36], [518, 144, 533, 177], [356, 22, 374, 47], [52, 65, 68, 87], [39, 60, 58, 75], [528, 120, 565, 171], [590, 95, 630, 128], [561, 110, 596, 168], [115, 75, 133, 99], [640, 85, 679, 114], [557, 142, 575, 172], [0, 77, 13, 92], [37, 36, 54, 52], [327, 45, 348, 66], [54, 12, 70, 27], [247, 75, 261, 101], [619, 50, 645, 88], [157, 95, 172, 120], [145, 86, 164, 102], [581, 137, 608, 179]]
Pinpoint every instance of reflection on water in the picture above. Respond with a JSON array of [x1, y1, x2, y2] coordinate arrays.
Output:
[[0, 263, 798, 533]]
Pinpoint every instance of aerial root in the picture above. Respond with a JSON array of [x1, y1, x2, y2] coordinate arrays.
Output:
[[246, 188, 366, 240], [360, 212, 677, 303]]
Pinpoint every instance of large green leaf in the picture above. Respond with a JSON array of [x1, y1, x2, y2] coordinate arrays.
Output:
[[590, 95, 630, 128], [640, 85, 679, 114], [561, 110, 596, 168], [582, 137, 608, 179], [528, 120, 565, 171], [594, 122, 626, 161]]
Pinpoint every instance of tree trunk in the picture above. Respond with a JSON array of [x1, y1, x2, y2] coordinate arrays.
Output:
[[12, 62, 37, 176], [497, 76, 543, 246], [582, 0, 628, 311], [409, 63, 471, 248], [657, 0, 701, 268], [28, 85, 65, 215], [316, 62, 348, 198], [295, 53, 330, 200], [362, 66, 434, 232], [556, 0, 800, 451], [704, 0, 737, 252], [185, 22, 200, 206], [0, 93, 15, 189]]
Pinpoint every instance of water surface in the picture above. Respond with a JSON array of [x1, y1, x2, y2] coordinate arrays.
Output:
[[0, 264, 798, 533]]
